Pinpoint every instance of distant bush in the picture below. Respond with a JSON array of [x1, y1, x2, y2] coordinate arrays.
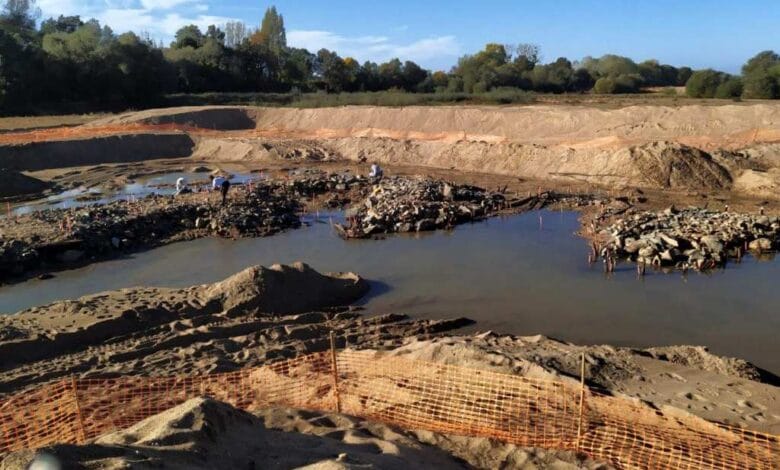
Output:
[[166, 90, 536, 108], [742, 71, 779, 99], [714, 78, 743, 99], [592, 75, 640, 94], [660, 87, 678, 96], [685, 70, 728, 98]]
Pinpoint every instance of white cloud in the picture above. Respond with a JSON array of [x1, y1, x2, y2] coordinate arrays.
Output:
[[36, 1, 236, 44], [34, 2, 460, 66], [288, 30, 460, 65], [139, 0, 198, 10]]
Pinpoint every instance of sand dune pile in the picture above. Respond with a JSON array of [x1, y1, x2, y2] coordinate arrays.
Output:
[[0, 263, 368, 374], [0, 263, 472, 395]]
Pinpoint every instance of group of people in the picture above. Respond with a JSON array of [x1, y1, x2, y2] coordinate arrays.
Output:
[[174, 175, 231, 206], [172, 162, 384, 207]]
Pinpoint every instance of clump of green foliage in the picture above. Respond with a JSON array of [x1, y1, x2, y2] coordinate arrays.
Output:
[[1, 1, 779, 115]]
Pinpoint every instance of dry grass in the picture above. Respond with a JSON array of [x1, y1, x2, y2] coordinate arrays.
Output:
[[0, 114, 110, 132]]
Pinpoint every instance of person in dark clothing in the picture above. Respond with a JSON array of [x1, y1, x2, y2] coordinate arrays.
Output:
[[220, 179, 231, 206]]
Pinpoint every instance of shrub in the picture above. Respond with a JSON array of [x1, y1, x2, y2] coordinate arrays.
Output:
[[714, 79, 743, 99], [685, 70, 725, 98]]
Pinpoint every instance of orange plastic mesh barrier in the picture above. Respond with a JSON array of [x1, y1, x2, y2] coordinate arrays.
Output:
[[1, 350, 777, 469]]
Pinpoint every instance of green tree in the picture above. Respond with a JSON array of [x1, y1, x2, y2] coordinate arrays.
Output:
[[401, 60, 427, 91], [315, 49, 348, 92], [0, 0, 38, 31], [742, 71, 778, 99], [685, 69, 727, 98], [251, 6, 286, 56], [40, 15, 82, 35], [714, 78, 743, 99], [172, 25, 204, 49], [378, 58, 403, 89], [741, 51, 780, 99], [676, 67, 693, 86]]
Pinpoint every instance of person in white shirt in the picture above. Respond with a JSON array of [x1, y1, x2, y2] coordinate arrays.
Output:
[[175, 177, 188, 195], [369, 163, 383, 181]]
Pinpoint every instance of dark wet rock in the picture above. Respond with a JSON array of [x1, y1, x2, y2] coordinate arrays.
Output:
[[600, 208, 780, 271], [334, 177, 514, 239]]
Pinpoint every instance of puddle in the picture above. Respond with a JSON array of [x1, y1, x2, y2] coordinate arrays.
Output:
[[6, 172, 261, 216], [1, 210, 779, 374]]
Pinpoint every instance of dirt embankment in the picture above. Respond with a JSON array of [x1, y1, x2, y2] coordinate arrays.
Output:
[[0, 134, 194, 171], [114, 104, 777, 194]]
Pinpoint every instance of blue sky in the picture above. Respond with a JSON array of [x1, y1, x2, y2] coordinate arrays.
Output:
[[37, 1, 780, 73]]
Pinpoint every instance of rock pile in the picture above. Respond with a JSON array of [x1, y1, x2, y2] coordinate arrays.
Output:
[[273, 172, 369, 208], [600, 207, 780, 270], [0, 187, 301, 283], [335, 177, 510, 238]]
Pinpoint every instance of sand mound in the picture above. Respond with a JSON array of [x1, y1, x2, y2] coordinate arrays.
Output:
[[0, 399, 609, 470], [205, 262, 369, 315], [0, 134, 194, 171], [0, 170, 51, 198], [626, 141, 732, 189], [0, 263, 369, 370]]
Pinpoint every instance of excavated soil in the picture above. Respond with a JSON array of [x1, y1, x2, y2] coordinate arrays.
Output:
[[1, 104, 779, 197], [88, 104, 780, 194]]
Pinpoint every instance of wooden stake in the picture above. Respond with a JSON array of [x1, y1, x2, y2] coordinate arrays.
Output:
[[71, 376, 87, 444], [576, 352, 586, 452], [330, 331, 341, 413]]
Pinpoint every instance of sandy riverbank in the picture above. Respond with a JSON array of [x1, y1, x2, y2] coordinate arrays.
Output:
[[0, 263, 777, 470]]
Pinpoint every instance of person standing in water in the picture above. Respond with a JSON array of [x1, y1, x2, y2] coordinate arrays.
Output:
[[210, 175, 231, 206]]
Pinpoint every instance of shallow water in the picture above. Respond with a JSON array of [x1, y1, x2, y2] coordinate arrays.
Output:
[[1, 210, 779, 373], [7, 172, 260, 216]]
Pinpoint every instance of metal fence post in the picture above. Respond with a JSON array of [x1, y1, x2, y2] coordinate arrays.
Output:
[[330, 331, 342, 413], [576, 352, 586, 452]]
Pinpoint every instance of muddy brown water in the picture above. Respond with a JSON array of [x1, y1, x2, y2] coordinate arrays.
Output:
[[1, 210, 779, 374]]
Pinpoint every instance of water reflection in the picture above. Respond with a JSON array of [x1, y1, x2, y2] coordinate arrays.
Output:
[[1, 210, 778, 373]]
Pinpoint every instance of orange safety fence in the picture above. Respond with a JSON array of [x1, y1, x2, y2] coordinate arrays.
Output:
[[0, 349, 777, 469]]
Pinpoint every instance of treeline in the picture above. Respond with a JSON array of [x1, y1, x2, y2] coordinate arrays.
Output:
[[1, 1, 779, 114]]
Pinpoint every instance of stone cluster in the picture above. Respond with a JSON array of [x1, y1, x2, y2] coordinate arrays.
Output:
[[335, 177, 509, 238], [0, 187, 301, 283], [601, 207, 780, 270]]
